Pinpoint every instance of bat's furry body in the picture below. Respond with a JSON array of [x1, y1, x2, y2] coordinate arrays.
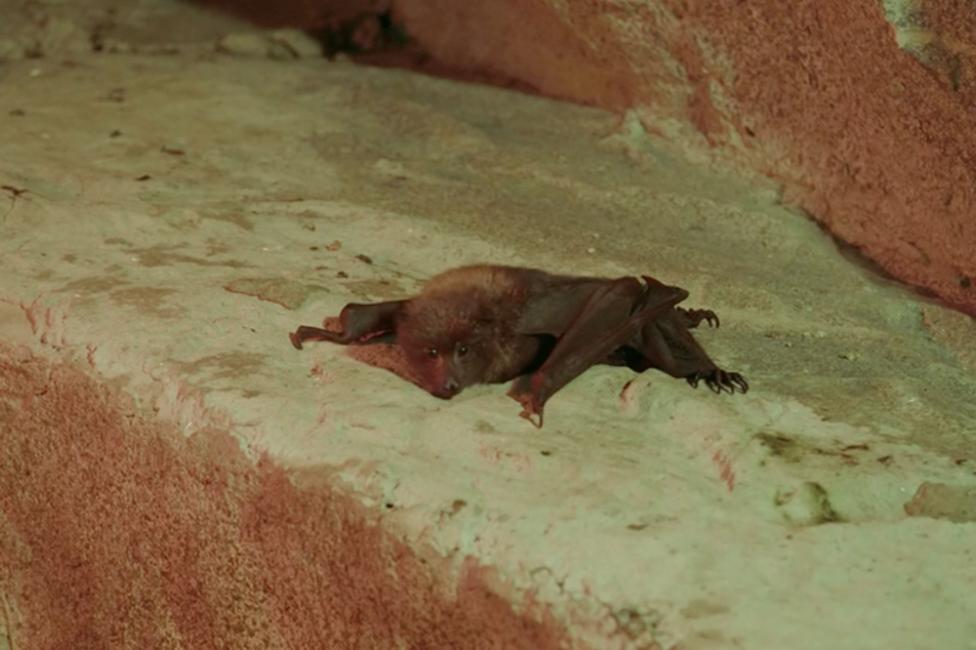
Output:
[[290, 264, 747, 426]]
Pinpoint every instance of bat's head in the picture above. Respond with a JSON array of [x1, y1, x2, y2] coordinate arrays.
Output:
[[396, 294, 502, 400]]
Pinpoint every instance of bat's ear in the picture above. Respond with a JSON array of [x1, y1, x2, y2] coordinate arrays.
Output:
[[641, 277, 688, 307], [641, 274, 668, 287]]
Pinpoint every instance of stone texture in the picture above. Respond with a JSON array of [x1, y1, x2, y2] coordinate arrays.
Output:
[[904, 481, 976, 523], [184, 0, 976, 312], [199, 0, 391, 30], [0, 346, 565, 650], [217, 30, 276, 56], [386, 0, 976, 315], [1, 2, 976, 649], [269, 28, 325, 58], [0, 0, 284, 60]]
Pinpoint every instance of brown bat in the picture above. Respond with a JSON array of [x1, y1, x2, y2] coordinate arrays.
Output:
[[289, 264, 748, 427]]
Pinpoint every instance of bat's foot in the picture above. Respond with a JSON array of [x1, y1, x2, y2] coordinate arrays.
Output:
[[687, 368, 748, 394], [680, 308, 720, 329]]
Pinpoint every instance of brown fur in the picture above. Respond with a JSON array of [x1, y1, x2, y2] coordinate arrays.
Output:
[[399, 266, 527, 338], [396, 266, 539, 386]]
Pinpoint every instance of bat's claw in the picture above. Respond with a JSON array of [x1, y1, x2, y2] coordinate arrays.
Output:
[[289, 331, 304, 350], [518, 408, 544, 429], [508, 386, 546, 428], [687, 369, 748, 394], [705, 375, 723, 393], [682, 308, 720, 329], [728, 372, 749, 393]]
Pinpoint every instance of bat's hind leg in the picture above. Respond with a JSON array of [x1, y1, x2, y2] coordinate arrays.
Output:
[[628, 312, 748, 394]]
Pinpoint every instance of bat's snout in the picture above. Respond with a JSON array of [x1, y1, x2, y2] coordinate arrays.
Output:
[[426, 377, 461, 400]]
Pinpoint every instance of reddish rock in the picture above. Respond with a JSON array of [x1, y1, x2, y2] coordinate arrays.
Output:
[[192, 1, 976, 311], [191, 0, 976, 314], [0, 347, 566, 650], [918, 0, 976, 106], [385, 0, 976, 314]]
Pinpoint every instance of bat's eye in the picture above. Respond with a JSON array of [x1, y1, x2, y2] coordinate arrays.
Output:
[[457, 344, 469, 357], [427, 347, 439, 358]]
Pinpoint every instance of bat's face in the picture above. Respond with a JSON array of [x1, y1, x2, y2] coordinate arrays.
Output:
[[396, 292, 507, 400], [401, 334, 494, 399], [397, 302, 498, 400]]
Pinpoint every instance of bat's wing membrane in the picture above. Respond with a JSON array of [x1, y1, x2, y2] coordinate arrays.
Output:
[[514, 278, 608, 338]]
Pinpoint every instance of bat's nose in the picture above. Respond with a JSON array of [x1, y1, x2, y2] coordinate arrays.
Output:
[[428, 378, 461, 399]]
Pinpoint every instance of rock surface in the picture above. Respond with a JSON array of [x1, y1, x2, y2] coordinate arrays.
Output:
[[1, 2, 975, 649], [385, 0, 976, 316]]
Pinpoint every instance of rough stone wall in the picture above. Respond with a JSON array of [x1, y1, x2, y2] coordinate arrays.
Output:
[[199, 0, 390, 28], [386, 0, 976, 315], [218, 0, 976, 314], [913, 1, 976, 107]]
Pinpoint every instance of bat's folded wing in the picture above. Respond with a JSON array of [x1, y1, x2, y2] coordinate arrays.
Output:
[[513, 278, 609, 338], [509, 277, 688, 426]]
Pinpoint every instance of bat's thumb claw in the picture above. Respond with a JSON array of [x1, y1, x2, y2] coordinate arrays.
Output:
[[518, 408, 544, 429], [289, 331, 304, 350], [509, 387, 545, 428]]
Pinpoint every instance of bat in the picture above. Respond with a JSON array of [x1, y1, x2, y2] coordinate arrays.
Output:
[[289, 264, 748, 427]]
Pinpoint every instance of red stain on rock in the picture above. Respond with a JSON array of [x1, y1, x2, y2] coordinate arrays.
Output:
[[711, 450, 736, 492], [0, 346, 567, 649], [346, 342, 426, 389], [618, 379, 637, 404]]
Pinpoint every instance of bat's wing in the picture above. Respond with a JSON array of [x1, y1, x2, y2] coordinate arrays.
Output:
[[508, 277, 688, 426], [290, 300, 405, 349], [514, 277, 610, 338]]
